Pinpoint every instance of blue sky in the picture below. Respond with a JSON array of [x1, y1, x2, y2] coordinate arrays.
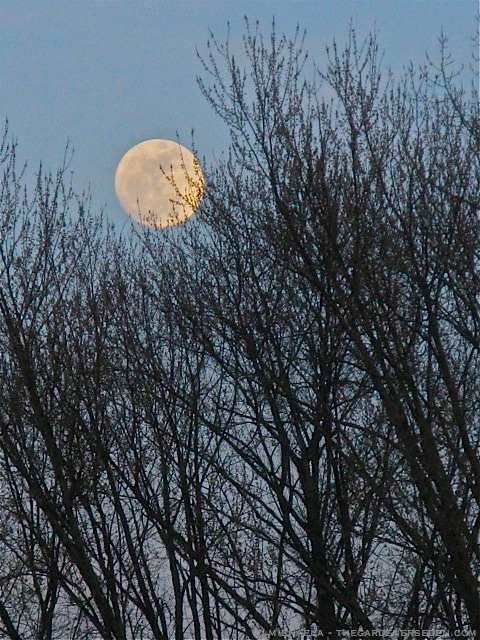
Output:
[[0, 0, 477, 229]]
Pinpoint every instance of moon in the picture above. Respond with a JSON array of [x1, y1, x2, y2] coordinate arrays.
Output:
[[115, 139, 204, 228]]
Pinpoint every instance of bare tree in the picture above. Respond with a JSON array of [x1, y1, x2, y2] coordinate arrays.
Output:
[[190, 23, 479, 634], [0, 20, 478, 640]]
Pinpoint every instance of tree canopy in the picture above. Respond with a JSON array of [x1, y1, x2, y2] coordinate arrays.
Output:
[[0, 26, 478, 640]]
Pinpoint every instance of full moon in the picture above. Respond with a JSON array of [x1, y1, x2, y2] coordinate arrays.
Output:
[[115, 139, 204, 228]]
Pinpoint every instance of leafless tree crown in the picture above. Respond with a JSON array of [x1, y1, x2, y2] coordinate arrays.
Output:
[[0, 26, 478, 640]]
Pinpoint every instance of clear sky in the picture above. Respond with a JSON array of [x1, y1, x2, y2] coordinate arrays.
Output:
[[1, 0, 477, 230]]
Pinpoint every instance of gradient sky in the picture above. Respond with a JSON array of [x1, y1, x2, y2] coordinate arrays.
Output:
[[1, 0, 477, 230]]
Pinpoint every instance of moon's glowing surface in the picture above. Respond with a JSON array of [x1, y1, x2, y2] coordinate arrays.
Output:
[[115, 139, 204, 228]]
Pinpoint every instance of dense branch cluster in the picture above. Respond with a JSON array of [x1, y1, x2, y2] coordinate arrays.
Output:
[[0, 27, 478, 640]]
